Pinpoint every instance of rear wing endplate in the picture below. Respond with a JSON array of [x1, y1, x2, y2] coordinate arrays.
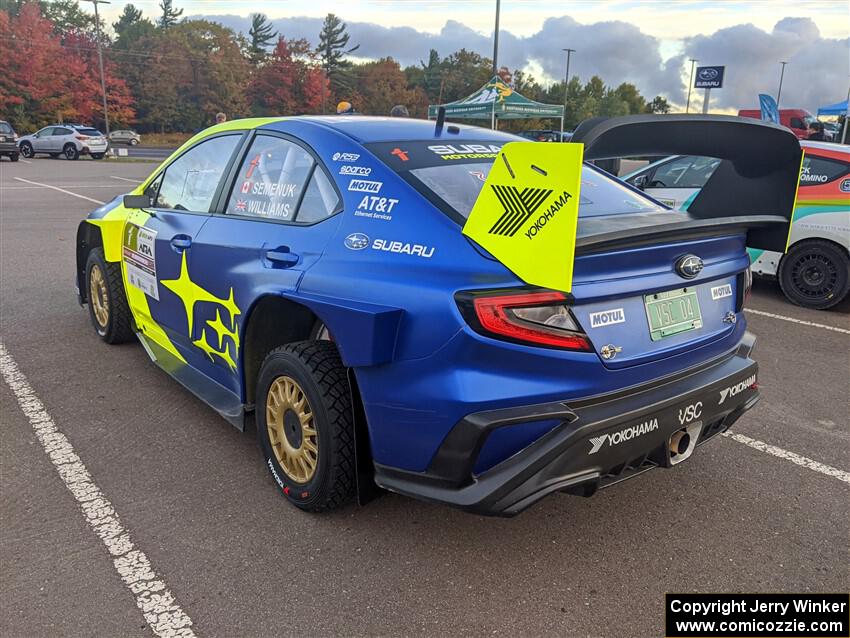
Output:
[[571, 114, 803, 252]]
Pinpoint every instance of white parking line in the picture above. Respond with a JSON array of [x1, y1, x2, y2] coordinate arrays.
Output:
[[0, 342, 197, 638], [110, 175, 141, 183], [13, 177, 105, 205], [20, 159, 33, 164], [723, 431, 850, 485], [745, 308, 850, 335]]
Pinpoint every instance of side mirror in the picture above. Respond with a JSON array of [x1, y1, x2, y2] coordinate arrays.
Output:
[[123, 194, 152, 209], [633, 174, 648, 190]]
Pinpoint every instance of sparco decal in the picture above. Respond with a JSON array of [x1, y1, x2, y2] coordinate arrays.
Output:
[[588, 417, 659, 455], [339, 165, 372, 176], [332, 152, 360, 162], [589, 308, 625, 328], [348, 179, 382, 193], [718, 374, 756, 404], [372, 239, 434, 258]]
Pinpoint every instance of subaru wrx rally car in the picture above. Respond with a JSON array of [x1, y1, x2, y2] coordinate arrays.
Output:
[[75, 115, 800, 516]]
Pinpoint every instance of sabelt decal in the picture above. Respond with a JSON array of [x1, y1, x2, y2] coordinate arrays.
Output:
[[339, 165, 372, 176], [588, 417, 659, 455], [462, 141, 584, 293], [589, 307, 625, 328], [122, 223, 159, 300], [711, 284, 733, 300], [332, 152, 360, 162], [718, 374, 757, 404], [348, 179, 382, 193]]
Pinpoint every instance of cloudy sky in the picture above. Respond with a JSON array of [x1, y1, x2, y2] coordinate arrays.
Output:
[[107, 1, 849, 113]]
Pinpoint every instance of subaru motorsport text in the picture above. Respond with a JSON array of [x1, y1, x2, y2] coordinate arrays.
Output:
[[75, 115, 800, 516]]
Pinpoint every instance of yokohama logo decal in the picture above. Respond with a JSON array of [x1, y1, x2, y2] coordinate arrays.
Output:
[[588, 418, 659, 455], [488, 185, 553, 237]]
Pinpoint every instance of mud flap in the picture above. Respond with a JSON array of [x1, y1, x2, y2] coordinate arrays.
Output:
[[348, 368, 383, 506]]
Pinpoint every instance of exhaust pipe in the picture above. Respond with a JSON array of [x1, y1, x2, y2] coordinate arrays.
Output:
[[668, 421, 702, 466]]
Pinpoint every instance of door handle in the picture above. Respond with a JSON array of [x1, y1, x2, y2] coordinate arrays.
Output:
[[170, 234, 192, 251], [265, 248, 299, 267]]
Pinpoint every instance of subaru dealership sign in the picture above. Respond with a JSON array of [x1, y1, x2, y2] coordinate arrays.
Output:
[[694, 66, 725, 89]]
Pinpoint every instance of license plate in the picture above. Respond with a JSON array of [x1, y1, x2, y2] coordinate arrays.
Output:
[[644, 287, 703, 341]]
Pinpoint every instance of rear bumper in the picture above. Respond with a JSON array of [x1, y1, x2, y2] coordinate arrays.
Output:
[[374, 332, 760, 516]]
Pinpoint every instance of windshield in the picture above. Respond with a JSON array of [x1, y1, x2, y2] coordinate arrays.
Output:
[[366, 140, 662, 222]]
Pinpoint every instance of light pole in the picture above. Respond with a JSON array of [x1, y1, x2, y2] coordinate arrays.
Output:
[[776, 61, 788, 109], [492, 0, 501, 75], [561, 48, 575, 135], [84, 0, 111, 136], [685, 58, 698, 113]]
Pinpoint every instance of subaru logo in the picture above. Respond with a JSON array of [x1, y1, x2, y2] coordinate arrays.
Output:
[[344, 233, 370, 250], [698, 68, 718, 80], [675, 254, 704, 279]]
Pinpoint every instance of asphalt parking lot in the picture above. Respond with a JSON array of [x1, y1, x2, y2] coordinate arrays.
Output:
[[1, 157, 848, 638]]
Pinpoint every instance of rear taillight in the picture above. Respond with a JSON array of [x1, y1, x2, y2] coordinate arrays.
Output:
[[75, 134, 90, 141], [456, 289, 592, 351]]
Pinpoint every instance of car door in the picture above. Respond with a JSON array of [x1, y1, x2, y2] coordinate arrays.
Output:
[[121, 133, 245, 370], [51, 127, 73, 153], [31, 127, 55, 153], [187, 132, 343, 396]]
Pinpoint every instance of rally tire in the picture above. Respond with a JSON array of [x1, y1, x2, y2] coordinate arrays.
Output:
[[9, 153, 18, 162], [19, 142, 33, 158], [778, 239, 850, 310], [85, 248, 134, 344], [64, 144, 79, 160], [256, 341, 355, 512]]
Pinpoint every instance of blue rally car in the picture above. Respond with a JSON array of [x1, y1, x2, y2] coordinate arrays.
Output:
[[75, 115, 801, 515]]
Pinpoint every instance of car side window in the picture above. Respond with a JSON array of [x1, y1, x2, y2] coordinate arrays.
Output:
[[790, 117, 803, 129], [296, 169, 340, 223], [226, 135, 315, 221], [800, 155, 850, 186], [36, 128, 54, 137], [54, 128, 71, 136], [155, 135, 241, 212], [648, 157, 695, 188]]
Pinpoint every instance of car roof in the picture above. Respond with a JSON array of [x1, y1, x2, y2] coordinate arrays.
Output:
[[801, 139, 850, 156], [260, 115, 521, 144]]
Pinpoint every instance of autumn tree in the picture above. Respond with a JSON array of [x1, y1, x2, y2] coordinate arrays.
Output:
[[316, 13, 359, 107], [249, 37, 324, 116], [352, 58, 425, 116], [247, 12, 276, 65], [158, 0, 182, 28]]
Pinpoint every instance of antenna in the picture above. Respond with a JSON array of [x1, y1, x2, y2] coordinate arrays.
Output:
[[435, 106, 446, 136]]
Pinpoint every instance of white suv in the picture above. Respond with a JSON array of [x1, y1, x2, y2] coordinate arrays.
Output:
[[18, 124, 109, 160]]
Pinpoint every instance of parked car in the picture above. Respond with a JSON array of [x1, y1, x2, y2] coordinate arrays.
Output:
[[623, 140, 850, 309], [18, 124, 109, 160], [738, 108, 818, 140], [109, 129, 141, 146], [0, 120, 20, 161], [74, 115, 791, 516]]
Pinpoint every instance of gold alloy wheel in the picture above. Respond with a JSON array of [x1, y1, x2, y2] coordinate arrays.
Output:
[[266, 376, 318, 483], [89, 264, 109, 328]]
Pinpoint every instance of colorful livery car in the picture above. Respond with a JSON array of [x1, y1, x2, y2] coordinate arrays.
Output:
[[75, 115, 799, 516]]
